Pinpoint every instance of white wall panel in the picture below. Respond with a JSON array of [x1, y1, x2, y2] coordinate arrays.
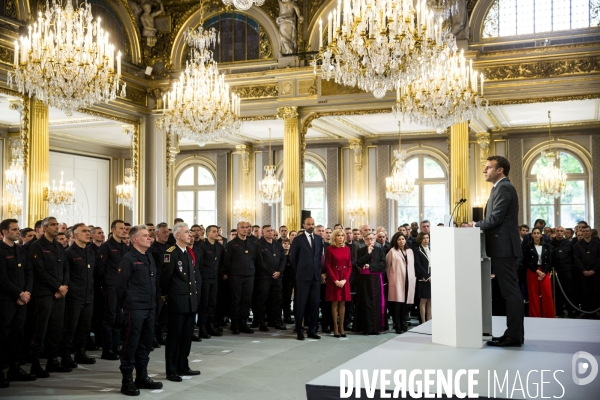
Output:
[[49, 152, 110, 230]]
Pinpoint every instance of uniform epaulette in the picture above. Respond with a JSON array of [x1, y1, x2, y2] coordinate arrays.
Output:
[[166, 246, 176, 253]]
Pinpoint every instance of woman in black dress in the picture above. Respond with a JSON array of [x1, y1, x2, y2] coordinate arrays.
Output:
[[414, 232, 431, 324]]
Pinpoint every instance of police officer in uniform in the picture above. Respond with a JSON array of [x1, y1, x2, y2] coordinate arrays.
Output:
[[222, 221, 262, 334], [0, 219, 36, 387], [196, 225, 224, 338], [150, 222, 170, 346], [255, 225, 286, 331], [60, 223, 97, 368], [116, 225, 162, 396], [96, 219, 128, 360], [160, 223, 200, 382], [29, 217, 71, 377]]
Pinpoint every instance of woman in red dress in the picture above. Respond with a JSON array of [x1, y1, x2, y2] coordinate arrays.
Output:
[[325, 229, 352, 337]]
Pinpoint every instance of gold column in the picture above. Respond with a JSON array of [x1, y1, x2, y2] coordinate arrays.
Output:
[[449, 121, 470, 223], [278, 106, 300, 231], [27, 99, 49, 226], [475, 132, 492, 205]]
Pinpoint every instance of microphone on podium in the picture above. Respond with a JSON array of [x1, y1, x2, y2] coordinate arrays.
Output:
[[448, 198, 467, 227]]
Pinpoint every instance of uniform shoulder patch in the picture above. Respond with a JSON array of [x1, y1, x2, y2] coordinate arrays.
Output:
[[166, 246, 176, 253]]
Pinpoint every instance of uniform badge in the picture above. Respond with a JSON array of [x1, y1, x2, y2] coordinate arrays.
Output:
[[179, 266, 183, 272], [178, 261, 182, 265], [164, 254, 171, 263]]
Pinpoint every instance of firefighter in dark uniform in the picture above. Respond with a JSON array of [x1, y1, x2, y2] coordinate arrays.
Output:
[[160, 223, 200, 382], [255, 225, 287, 331], [96, 219, 128, 360], [29, 217, 71, 378], [116, 225, 162, 396], [0, 219, 36, 387], [222, 221, 263, 334], [150, 222, 170, 346], [59, 223, 96, 368], [196, 225, 224, 338]]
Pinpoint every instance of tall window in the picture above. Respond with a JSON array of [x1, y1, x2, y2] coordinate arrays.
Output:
[[483, 0, 600, 38], [175, 165, 217, 225], [303, 161, 327, 226], [397, 155, 448, 226], [528, 151, 587, 228]]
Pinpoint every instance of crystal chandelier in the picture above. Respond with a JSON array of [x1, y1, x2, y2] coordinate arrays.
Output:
[[233, 196, 253, 221], [392, 48, 487, 132], [258, 129, 283, 206], [536, 111, 567, 199], [222, 0, 265, 11], [158, 0, 241, 147], [8, 0, 125, 116], [313, 0, 457, 99], [116, 168, 135, 209], [348, 197, 366, 221], [44, 171, 76, 215], [426, 0, 459, 18], [5, 161, 24, 196], [386, 122, 415, 201]]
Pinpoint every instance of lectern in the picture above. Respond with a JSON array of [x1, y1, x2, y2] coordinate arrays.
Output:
[[430, 226, 492, 348]]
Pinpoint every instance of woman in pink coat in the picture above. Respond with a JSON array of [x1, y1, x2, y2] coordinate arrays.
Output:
[[325, 229, 352, 337], [386, 232, 416, 334]]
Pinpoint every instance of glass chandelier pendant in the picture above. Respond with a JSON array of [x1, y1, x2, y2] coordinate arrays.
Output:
[[158, 0, 241, 147], [426, 0, 459, 18], [233, 196, 253, 221], [116, 168, 135, 209], [385, 122, 415, 201], [348, 197, 366, 221], [9, 0, 125, 115], [392, 48, 488, 132], [222, 0, 265, 11], [536, 111, 567, 199], [258, 129, 283, 206], [312, 0, 457, 99]]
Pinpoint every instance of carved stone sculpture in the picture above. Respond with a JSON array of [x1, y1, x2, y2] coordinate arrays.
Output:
[[446, 0, 469, 40], [129, 0, 165, 47], [276, 0, 304, 55]]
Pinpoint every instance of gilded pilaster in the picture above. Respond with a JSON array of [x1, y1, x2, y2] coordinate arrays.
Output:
[[449, 122, 470, 223], [278, 106, 300, 231], [27, 99, 49, 226], [233, 144, 253, 222], [475, 132, 492, 205]]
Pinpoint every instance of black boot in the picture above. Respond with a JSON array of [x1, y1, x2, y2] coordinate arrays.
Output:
[[274, 319, 287, 330], [46, 357, 72, 373], [0, 370, 9, 388], [74, 349, 96, 365], [30, 357, 50, 378], [61, 352, 78, 369], [101, 349, 119, 360], [199, 325, 211, 339], [240, 323, 254, 334], [121, 373, 140, 396], [8, 363, 37, 381], [135, 370, 163, 390], [231, 322, 240, 334], [207, 323, 223, 337], [258, 322, 269, 332]]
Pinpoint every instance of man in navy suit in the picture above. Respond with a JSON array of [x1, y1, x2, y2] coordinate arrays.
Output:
[[290, 217, 322, 340], [472, 155, 524, 347]]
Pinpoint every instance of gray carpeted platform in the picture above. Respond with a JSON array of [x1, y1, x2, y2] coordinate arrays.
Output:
[[306, 317, 600, 399]]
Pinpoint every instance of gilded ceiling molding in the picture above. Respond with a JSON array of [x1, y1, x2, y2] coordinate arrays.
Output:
[[231, 84, 279, 99], [477, 42, 600, 57], [240, 115, 278, 121], [320, 79, 367, 96], [78, 109, 138, 125], [488, 93, 600, 106], [482, 56, 600, 81]]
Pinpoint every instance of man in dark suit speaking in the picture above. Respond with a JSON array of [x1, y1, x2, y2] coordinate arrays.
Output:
[[290, 217, 323, 340], [471, 155, 524, 347]]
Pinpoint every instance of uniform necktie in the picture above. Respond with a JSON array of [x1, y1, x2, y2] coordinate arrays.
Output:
[[309, 234, 313, 249]]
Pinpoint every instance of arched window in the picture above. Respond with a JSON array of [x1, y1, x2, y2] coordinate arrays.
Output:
[[483, 0, 600, 38], [527, 151, 588, 228], [397, 155, 448, 226], [188, 12, 272, 64], [303, 161, 327, 226], [175, 164, 217, 225]]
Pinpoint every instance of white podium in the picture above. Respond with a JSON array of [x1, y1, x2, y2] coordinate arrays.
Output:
[[430, 226, 492, 348]]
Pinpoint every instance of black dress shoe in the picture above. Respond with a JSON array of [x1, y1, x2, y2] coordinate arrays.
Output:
[[192, 334, 202, 342], [296, 332, 305, 341], [179, 368, 201, 376], [487, 336, 522, 347], [307, 333, 321, 339], [167, 374, 182, 382], [135, 375, 163, 390], [101, 350, 120, 360], [333, 334, 341, 338], [340, 334, 346, 338]]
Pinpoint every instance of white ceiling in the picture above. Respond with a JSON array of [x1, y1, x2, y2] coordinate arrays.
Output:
[[2, 94, 598, 149]]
